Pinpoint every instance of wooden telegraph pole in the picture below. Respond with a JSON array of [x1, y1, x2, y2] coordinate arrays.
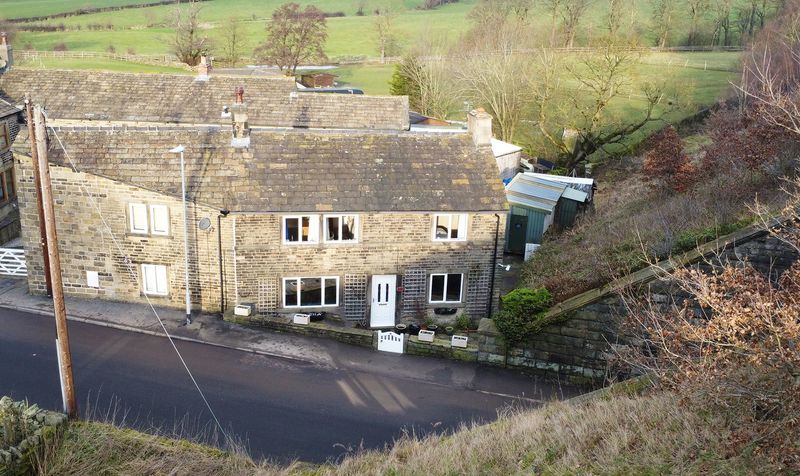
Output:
[[24, 95, 52, 297], [32, 104, 77, 419]]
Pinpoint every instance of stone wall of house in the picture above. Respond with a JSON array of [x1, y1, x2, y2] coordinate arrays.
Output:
[[17, 160, 225, 311], [16, 159, 506, 321], [476, 230, 800, 384], [0, 114, 21, 242], [228, 212, 506, 324]]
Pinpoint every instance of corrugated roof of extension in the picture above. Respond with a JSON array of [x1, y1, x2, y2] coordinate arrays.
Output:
[[527, 172, 595, 200], [12, 126, 508, 214], [505, 173, 588, 213], [0, 69, 410, 131]]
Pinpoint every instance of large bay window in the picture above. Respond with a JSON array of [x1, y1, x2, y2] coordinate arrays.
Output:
[[283, 277, 339, 307], [432, 214, 467, 241], [429, 273, 464, 303]]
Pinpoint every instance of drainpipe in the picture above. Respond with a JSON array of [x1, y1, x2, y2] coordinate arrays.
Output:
[[487, 213, 501, 318], [218, 209, 229, 313]]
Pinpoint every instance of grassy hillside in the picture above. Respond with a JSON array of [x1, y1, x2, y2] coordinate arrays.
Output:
[[36, 389, 773, 475]]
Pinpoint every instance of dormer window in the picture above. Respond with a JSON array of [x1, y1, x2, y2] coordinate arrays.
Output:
[[432, 214, 467, 241]]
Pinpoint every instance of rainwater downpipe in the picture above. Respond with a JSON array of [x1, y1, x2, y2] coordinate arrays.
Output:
[[218, 209, 230, 313], [487, 213, 501, 318]]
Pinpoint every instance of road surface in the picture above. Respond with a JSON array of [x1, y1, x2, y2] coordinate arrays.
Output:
[[0, 308, 577, 463]]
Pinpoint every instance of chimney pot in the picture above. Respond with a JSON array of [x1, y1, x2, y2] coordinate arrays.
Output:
[[235, 86, 244, 104], [0, 32, 7, 46], [196, 55, 211, 79]]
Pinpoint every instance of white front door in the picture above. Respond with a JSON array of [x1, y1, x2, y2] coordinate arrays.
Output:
[[370, 275, 396, 328]]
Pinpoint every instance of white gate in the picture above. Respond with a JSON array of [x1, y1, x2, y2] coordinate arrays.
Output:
[[0, 248, 26, 277], [376, 330, 404, 354]]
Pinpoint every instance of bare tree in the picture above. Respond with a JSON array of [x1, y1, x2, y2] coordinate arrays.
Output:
[[533, 45, 680, 170], [561, 0, 593, 48], [711, 0, 733, 46], [253, 2, 327, 75], [373, 7, 399, 64], [456, 26, 536, 142], [650, 0, 680, 47], [391, 33, 459, 120], [686, 0, 709, 46], [219, 16, 244, 66], [171, 1, 209, 66]]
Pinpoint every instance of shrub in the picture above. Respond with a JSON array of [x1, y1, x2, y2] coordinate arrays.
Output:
[[106, 44, 116, 54], [493, 288, 552, 351], [454, 313, 471, 331], [52, 43, 67, 51], [642, 125, 695, 193]]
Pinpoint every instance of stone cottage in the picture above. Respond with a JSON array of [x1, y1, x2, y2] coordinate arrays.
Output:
[[3, 67, 507, 328], [0, 33, 21, 244]]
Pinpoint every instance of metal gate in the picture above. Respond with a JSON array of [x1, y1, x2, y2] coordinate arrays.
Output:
[[376, 330, 404, 354]]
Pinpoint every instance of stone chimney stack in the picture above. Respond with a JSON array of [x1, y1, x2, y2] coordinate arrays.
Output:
[[231, 86, 250, 148], [468, 108, 492, 148], [0, 32, 13, 73], [196, 55, 211, 80]]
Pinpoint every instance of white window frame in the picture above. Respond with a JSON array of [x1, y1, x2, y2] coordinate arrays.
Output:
[[283, 276, 340, 308], [141, 264, 169, 296], [282, 215, 320, 245], [432, 214, 468, 242], [129, 203, 149, 234], [323, 214, 359, 243], [149, 205, 170, 236], [429, 273, 464, 304]]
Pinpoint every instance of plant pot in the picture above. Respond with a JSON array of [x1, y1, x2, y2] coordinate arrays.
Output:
[[445, 326, 454, 336], [394, 324, 407, 334], [427, 324, 439, 334], [408, 323, 421, 336]]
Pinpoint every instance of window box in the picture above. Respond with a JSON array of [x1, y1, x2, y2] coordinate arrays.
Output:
[[432, 214, 467, 241]]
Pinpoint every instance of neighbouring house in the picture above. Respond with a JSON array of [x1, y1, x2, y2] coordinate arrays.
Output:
[[504, 173, 593, 254], [299, 72, 337, 88], [0, 34, 21, 244], [409, 111, 451, 127], [3, 66, 507, 328]]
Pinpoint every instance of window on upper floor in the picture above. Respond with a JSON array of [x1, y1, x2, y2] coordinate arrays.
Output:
[[0, 122, 9, 150], [0, 169, 12, 203], [283, 215, 319, 244], [429, 273, 464, 303], [324, 215, 358, 243], [283, 276, 339, 307], [432, 214, 467, 241], [129, 203, 170, 236], [141, 264, 168, 296]]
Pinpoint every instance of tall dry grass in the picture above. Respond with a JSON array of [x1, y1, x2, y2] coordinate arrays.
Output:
[[324, 393, 764, 475]]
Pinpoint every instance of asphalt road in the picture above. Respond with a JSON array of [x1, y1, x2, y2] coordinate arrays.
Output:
[[0, 308, 572, 463]]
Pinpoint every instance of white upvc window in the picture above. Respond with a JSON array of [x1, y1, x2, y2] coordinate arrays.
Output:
[[141, 264, 168, 296], [283, 215, 319, 244], [429, 273, 464, 303], [323, 214, 358, 243], [432, 214, 468, 241], [129, 203, 149, 234], [149, 205, 170, 236], [283, 276, 339, 308]]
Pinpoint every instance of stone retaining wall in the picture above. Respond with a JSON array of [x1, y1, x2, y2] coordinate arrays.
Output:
[[0, 397, 67, 476]]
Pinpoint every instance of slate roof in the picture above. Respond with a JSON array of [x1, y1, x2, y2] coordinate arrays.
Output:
[[0, 69, 409, 130], [13, 126, 507, 213], [0, 97, 20, 118]]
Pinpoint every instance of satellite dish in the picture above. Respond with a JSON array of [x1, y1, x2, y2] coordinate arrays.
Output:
[[198, 217, 212, 231]]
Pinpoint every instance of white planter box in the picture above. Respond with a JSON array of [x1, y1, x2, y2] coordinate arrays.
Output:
[[234, 304, 254, 317], [451, 335, 469, 348], [418, 330, 435, 343], [293, 313, 310, 325]]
